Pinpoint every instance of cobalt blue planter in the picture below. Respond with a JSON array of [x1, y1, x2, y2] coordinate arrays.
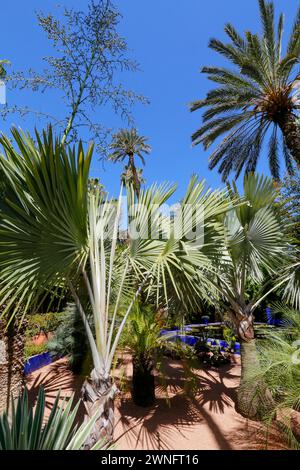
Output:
[[159, 327, 241, 355], [177, 334, 199, 347], [24, 351, 53, 375]]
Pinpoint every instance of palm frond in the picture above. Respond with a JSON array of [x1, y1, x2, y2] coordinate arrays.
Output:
[[191, 0, 300, 180]]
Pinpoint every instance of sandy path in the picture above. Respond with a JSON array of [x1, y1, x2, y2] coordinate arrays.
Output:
[[26, 356, 286, 450]]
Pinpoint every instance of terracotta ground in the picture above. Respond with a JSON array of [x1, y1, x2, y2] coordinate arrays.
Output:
[[26, 355, 287, 450]]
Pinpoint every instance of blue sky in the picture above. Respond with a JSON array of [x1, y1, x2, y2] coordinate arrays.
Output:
[[0, 0, 299, 199]]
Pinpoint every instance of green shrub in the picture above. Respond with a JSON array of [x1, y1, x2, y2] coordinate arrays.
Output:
[[26, 311, 66, 338], [0, 387, 107, 450], [24, 341, 47, 360], [24, 312, 66, 360], [222, 326, 236, 349], [47, 303, 90, 374]]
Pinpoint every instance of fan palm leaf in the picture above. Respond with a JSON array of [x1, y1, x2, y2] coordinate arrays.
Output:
[[0, 127, 233, 446]]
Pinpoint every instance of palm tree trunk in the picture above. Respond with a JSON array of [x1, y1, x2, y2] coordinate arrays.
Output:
[[128, 154, 140, 196], [237, 339, 271, 420], [0, 317, 25, 413], [234, 314, 274, 420], [81, 369, 118, 449], [279, 112, 300, 167]]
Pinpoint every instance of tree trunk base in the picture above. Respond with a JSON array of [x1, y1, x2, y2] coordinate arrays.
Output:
[[81, 371, 118, 449], [237, 339, 275, 421], [236, 378, 275, 421]]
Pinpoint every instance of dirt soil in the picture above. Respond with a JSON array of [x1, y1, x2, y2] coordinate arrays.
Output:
[[26, 355, 287, 450]]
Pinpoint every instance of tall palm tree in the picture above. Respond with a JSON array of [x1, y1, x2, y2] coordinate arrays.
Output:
[[0, 127, 232, 447], [213, 173, 291, 419], [108, 128, 151, 195], [191, 0, 300, 181]]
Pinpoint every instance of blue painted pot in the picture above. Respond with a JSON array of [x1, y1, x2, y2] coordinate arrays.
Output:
[[24, 351, 53, 375]]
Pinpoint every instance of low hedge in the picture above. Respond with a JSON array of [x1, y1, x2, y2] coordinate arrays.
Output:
[[26, 312, 66, 338], [24, 342, 48, 360], [24, 311, 66, 361]]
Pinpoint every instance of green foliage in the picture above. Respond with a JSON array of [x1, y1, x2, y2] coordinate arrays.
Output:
[[47, 303, 90, 374], [24, 342, 47, 361], [222, 326, 236, 349], [280, 170, 300, 243], [88, 178, 107, 198], [0, 127, 93, 320], [194, 325, 234, 367], [24, 311, 66, 360], [121, 303, 161, 372], [191, 0, 300, 180], [0, 125, 236, 382], [3, 1, 146, 154], [0, 387, 107, 450], [122, 302, 200, 400], [216, 173, 289, 326], [249, 304, 300, 448], [108, 128, 151, 194], [0, 59, 10, 79], [26, 312, 65, 338]]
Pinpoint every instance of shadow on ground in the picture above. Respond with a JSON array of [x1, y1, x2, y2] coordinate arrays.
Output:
[[26, 356, 287, 450]]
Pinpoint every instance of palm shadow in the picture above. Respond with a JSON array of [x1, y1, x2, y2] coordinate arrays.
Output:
[[26, 359, 86, 424], [114, 360, 240, 450], [195, 365, 239, 413]]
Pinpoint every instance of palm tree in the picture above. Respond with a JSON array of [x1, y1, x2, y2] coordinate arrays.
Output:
[[191, 0, 300, 181], [120, 303, 176, 407], [0, 127, 232, 447], [213, 173, 291, 419], [121, 305, 160, 407], [281, 260, 300, 311], [108, 128, 151, 195], [0, 59, 24, 415]]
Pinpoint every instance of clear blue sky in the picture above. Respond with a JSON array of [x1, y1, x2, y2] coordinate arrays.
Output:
[[0, 0, 299, 199]]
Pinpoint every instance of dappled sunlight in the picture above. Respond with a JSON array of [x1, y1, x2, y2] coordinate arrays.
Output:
[[25, 355, 289, 450], [26, 359, 85, 423]]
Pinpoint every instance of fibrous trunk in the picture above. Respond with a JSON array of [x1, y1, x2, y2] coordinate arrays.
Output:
[[81, 369, 118, 449], [0, 317, 25, 414], [232, 312, 274, 420], [129, 154, 141, 196], [131, 356, 155, 407], [237, 339, 274, 420], [279, 112, 300, 168]]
